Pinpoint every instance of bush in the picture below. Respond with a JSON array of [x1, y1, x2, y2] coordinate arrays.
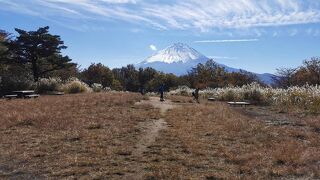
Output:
[[36, 77, 62, 94], [308, 97, 320, 114], [242, 89, 265, 104], [222, 90, 237, 101], [0, 76, 34, 96], [92, 83, 103, 92], [0, 66, 34, 96], [169, 83, 320, 113], [177, 86, 192, 96], [62, 78, 91, 94], [111, 79, 123, 91]]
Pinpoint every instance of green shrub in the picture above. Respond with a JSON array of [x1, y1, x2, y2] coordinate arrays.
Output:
[[111, 79, 123, 91], [0, 76, 34, 96], [0, 66, 34, 96]]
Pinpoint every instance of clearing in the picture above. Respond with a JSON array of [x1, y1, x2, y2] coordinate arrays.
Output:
[[0, 93, 319, 179]]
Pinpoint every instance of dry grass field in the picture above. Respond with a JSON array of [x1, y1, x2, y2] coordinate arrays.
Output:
[[0, 93, 160, 179], [0, 93, 319, 179]]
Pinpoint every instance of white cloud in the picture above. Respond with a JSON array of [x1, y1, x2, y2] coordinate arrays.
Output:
[[142, 0, 320, 31], [194, 39, 259, 43], [149, 44, 157, 51], [101, 0, 138, 4], [0, 0, 320, 32]]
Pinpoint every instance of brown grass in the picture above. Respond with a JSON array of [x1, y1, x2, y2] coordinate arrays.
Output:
[[167, 95, 195, 103], [1, 94, 319, 179], [144, 102, 320, 179], [0, 92, 160, 179]]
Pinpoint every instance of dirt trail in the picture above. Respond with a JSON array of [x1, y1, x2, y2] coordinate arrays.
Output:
[[133, 97, 176, 157], [126, 97, 176, 179]]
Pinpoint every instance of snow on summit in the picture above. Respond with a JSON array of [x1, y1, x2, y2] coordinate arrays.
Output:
[[137, 43, 275, 84], [143, 43, 207, 64]]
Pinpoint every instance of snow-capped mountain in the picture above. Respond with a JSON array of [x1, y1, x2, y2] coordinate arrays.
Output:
[[142, 43, 208, 64], [137, 43, 274, 84]]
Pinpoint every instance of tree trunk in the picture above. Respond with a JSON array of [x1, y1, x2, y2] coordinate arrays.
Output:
[[31, 57, 39, 82]]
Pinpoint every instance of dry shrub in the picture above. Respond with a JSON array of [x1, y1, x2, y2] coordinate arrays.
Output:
[[308, 96, 320, 114], [91, 83, 103, 92], [62, 78, 92, 94], [36, 77, 63, 94], [170, 83, 320, 112]]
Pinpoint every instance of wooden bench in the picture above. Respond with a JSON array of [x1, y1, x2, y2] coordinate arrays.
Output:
[[53, 92, 64, 96], [13, 90, 35, 98], [49, 92, 64, 96], [208, 98, 216, 101], [227, 101, 251, 107], [4, 95, 18, 100], [24, 94, 40, 98]]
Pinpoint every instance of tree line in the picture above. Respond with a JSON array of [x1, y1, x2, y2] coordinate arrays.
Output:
[[1, 26, 319, 95], [274, 57, 320, 88]]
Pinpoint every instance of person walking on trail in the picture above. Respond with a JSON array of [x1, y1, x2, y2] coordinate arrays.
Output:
[[192, 88, 200, 103], [159, 84, 165, 101], [139, 87, 145, 95]]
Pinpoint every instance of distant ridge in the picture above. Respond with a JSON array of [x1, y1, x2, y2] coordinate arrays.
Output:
[[137, 43, 274, 84]]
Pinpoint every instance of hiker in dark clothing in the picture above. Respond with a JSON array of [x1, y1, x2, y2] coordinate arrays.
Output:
[[139, 87, 145, 95], [159, 84, 165, 101], [192, 88, 200, 103]]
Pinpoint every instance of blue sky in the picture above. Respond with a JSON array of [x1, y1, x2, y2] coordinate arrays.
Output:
[[0, 0, 320, 74]]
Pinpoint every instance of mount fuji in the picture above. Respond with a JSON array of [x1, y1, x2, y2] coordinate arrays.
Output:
[[137, 43, 274, 84]]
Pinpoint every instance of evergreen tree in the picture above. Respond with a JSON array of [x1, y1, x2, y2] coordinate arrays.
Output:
[[8, 26, 75, 82]]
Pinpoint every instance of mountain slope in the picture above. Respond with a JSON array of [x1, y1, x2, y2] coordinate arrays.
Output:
[[142, 43, 208, 64], [137, 43, 274, 84]]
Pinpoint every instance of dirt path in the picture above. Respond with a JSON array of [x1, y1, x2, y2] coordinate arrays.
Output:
[[133, 97, 176, 156], [125, 97, 177, 179]]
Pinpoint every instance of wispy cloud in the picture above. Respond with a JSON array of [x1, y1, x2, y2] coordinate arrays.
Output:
[[306, 28, 320, 36], [100, 0, 139, 4], [194, 39, 259, 43], [149, 44, 157, 51], [289, 29, 298, 36], [0, 0, 320, 32]]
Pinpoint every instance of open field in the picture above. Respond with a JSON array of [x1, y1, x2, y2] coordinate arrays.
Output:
[[0, 93, 160, 179], [0, 93, 320, 179]]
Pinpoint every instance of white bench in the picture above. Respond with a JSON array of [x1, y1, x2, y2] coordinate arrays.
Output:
[[24, 94, 40, 98], [227, 101, 251, 107]]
